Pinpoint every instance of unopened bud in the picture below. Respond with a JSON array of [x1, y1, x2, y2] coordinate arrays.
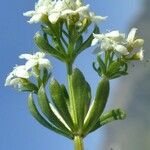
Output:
[[133, 39, 144, 48], [132, 49, 144, 61]]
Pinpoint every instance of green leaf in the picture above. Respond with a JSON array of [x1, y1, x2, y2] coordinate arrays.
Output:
[[71, 68, 91, 131], [28, 94, 73, 139], [89, 109, 126, 133], [34, 33, 65, 61], [41, 25, 53, 36], [75, 35, 83, 50], [49, 80, 74, 131], [92, 62, 102, 76], [97, 56, 106, 74], [83, 77, 109, 136], [75, 26, 100, 56], [42, 68, 51, 86], [38, 85, 72, 135], [60, 84, 70, 112]]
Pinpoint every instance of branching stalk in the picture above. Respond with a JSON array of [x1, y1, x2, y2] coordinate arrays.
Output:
[[74, 136, 84, 150]]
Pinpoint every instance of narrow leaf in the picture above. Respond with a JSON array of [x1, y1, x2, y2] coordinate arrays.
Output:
[[28, 94, 73, 139], [97, 56, 106, 74], [83, 77, 110, 135], [34, 33, 65, 61], [75, 26, 100, 56], [71, 68, 91, 131], [89, 109, 126, 133], [38, 85, 72, 135], [50, 80, 74, 131]]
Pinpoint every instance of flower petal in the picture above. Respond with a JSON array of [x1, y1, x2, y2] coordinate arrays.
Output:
[[127, 28, 137, 43], [115, 45, 129, 55], [38, 58, 51, 68], [23, 11, 35, 17], [25, 60, 37, 70], [91, 38, 100, 46], [28, 14, 43, 24], [19, 54, 33, 60], [48, 12, 60, 24]]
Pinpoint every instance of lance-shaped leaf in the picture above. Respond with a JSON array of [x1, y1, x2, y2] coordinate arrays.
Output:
[[89, 109, 126, 134], [34, 33, 65, 61], [41, 25, 53, 36], [28, 94, 73, 139], [83, 77, 109, 135], [49, 79, 74, 131], [38, 85, 72, 135], [75, 26, 100, 56], [42, 68, 51, 87], [60, 84, 70, 113], [75, 35, 83, 50], [71, 68, 91, 131]]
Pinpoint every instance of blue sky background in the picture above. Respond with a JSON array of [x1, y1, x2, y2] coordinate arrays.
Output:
[[0, 0, 142, 150]]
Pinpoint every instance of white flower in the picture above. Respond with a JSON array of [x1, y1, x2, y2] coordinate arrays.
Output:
[[93, 31, 125, 44], [24, 0, 106, 24], [132, 49, 144, 61], [127, 28, 137, 44], [115, 45, 129, 55], [19, 52, 51, 70], [138, 49, 144, 61], [5, 65, 30, 87], [127, 28, 144, 48], [92, 31, 125, 53], [104, 31, 125, 42], [48, 0, 90, 24], [23, 0, 55, 24], [88, 12, 107, 24]]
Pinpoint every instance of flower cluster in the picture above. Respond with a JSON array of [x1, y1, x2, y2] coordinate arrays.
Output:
[[23, 0, 107, 24], [92, 28, 144, 61], [5, 52, 52, 90]]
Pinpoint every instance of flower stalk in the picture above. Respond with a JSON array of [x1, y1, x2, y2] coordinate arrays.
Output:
[[74, 136, 84, 150]]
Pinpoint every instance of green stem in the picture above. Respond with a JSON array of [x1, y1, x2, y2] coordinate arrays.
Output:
[[66, 63, 78, 129], [74, 136, 84, 150]]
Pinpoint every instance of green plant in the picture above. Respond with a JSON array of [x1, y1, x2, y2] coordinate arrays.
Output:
[[5, 0, 144, 149]]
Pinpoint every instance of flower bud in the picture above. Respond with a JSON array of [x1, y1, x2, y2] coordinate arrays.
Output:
[[133, 39, 144, 48], [132, 49, 144, 61]]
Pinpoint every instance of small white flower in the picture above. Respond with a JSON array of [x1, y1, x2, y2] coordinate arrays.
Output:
[[115, 45, 129, 55], [19, 52, 52, 70], [100, 39, 115, 51], [93, 31, 125, 43], [23, 0, 55, 24], [133, 39, 144, 48], [127, 28, 137, 44], [24, 0, 106, 25], [133, 49, 144, 61], [127, 28, 144, 48], [92, 31, 125, 53], [138, 49, 144, 61], [5, 65, 30, 87], [88, 12, 107, 24], [105, 31, 125, 42], [48, 0, 90, 24]]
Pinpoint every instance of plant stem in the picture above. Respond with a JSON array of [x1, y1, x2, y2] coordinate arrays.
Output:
[[74, 136, 84, 150]]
